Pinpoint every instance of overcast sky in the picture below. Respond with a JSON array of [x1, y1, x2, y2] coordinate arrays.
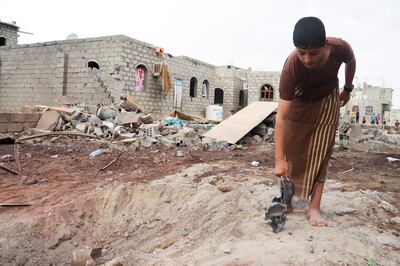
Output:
[[3, 0, 400, 107]]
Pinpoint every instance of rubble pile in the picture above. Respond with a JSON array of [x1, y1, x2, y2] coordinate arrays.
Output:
[[19, 104, 277, 153], [337, 123, 400, 154]]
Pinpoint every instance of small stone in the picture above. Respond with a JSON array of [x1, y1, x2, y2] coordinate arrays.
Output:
[[334, 207, 358, 216], [379, 201, 398, 213], [104, 257, 126, 266], [223, 248, 232, 254], [390, 216, 400, 225], [176, 150, 185, 157], [288, 231, 293, 235], [217, 185, 232, 193], [0, 154, 14, 162]]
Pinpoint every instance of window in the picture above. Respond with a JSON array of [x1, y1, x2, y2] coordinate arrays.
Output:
[[352, 105, 359, 112], [365, 106, 373, 115], [134, 64, 148, 91], [201, 80, 209, 98], [88, 61, 99, 70], [0, 37, 6, 46], [214, 88, 224, 104], [190, 77, 198, 98], [239, 90, 245, 107], [260, 84, 274, 101]]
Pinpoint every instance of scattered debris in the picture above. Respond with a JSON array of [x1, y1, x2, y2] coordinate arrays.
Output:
[[96, 154, 122, 175], [387, 157, 400, 163], [251, 160, 260, 167], [334, 207, 358, 216], [0, 203, 31, 207], [340, 168, 354, 174], [0, 164, 20, 175], [390, 216, 400, 225]]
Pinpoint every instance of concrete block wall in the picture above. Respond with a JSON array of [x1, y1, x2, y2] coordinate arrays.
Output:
[[0, 22, 19, 47], [247, 71, 280, 103], [56, 37, 123, 103], [119, 36, 216, 118], [0, 45, 59, 110], [346, 82, 393, 122], [215, 66, 248, 117], [0, 33, 284, 120], [0, 36, 124, 111], [0, 112, 41, 133], [119, 37, 167, 116], [167, 56, 215, 117]]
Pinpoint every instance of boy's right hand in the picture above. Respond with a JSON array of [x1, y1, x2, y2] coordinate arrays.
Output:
[[273, 159, 289, 181]]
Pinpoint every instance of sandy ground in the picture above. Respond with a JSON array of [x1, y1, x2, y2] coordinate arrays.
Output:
[[0, 136, 399, 265]]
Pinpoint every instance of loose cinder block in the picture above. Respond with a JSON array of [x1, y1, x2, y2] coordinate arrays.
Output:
[[0, 113, 10, 122], [9, 113, 26, 122], [25, 113, 42, 122], [6, 122, 23, 132], [22, 122, 36, 130], [0, 123, 6, 133]]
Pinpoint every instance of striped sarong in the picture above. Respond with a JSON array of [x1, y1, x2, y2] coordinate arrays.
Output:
[[284, 88, 339, 198]]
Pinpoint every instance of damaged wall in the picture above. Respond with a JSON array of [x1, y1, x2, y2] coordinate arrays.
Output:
[[0, 29, 282, 119]]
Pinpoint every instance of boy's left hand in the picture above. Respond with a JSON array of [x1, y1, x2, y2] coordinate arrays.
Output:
[[339, 90, 350, 107]]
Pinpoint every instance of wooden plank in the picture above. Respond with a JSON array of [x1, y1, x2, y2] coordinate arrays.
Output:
[[202, 101, 278, 144], [0, 203, 31, 207]]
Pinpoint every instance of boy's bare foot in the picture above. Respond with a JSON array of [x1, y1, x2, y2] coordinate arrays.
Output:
[[307, 208, 327, 226]]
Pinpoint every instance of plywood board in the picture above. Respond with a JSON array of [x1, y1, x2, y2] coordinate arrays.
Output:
[[203, 101, 278, 144]]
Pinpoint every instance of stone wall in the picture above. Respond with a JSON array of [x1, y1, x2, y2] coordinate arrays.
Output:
[[0, 112, 41, 133]]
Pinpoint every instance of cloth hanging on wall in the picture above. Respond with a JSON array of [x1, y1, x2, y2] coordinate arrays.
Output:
[[134, 67, 145, 91], [161, 63, 171, 97]]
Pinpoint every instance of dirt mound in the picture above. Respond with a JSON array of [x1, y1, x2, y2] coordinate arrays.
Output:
[[0, 144, 399, 265]]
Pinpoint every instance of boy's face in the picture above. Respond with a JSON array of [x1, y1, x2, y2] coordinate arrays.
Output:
[[296, 46, 325, 70]]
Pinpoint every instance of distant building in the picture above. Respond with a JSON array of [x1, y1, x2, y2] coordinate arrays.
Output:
[[0, 20, 19, 47], [345, 82, 394, 124]]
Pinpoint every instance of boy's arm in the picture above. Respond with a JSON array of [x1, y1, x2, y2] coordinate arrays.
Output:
[[273, 99, 292, 179], [340, 54, 357, 107]]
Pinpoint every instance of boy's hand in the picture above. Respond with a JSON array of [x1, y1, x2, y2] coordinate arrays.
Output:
[[273, 159, 289, 181], [339, 90, 351, 107]]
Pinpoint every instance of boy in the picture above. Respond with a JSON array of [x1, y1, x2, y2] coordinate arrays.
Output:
[[273, 17, 356, 226]]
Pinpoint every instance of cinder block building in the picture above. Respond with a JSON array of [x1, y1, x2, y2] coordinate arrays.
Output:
[[0, 21, 280, 119], [345, 82, 394, 124]]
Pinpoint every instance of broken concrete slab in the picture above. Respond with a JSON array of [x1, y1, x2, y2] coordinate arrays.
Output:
[[369, 140, 400, 154], [349, 125, 363, 139], [349, 143, 370, 153], [75, 123, 89, 133], [141, 114, 153, 124], [36, 110, 61, 131], [97, 106, 118, 120], [352, 134, 375, 143], [32, 105, 75, 115], [203, 101, 278, 144], [115, 112, 140, 125]]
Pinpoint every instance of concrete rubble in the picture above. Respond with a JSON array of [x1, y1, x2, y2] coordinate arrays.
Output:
[[11, 103, 278, 153], [337, 122, 400, 154]]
